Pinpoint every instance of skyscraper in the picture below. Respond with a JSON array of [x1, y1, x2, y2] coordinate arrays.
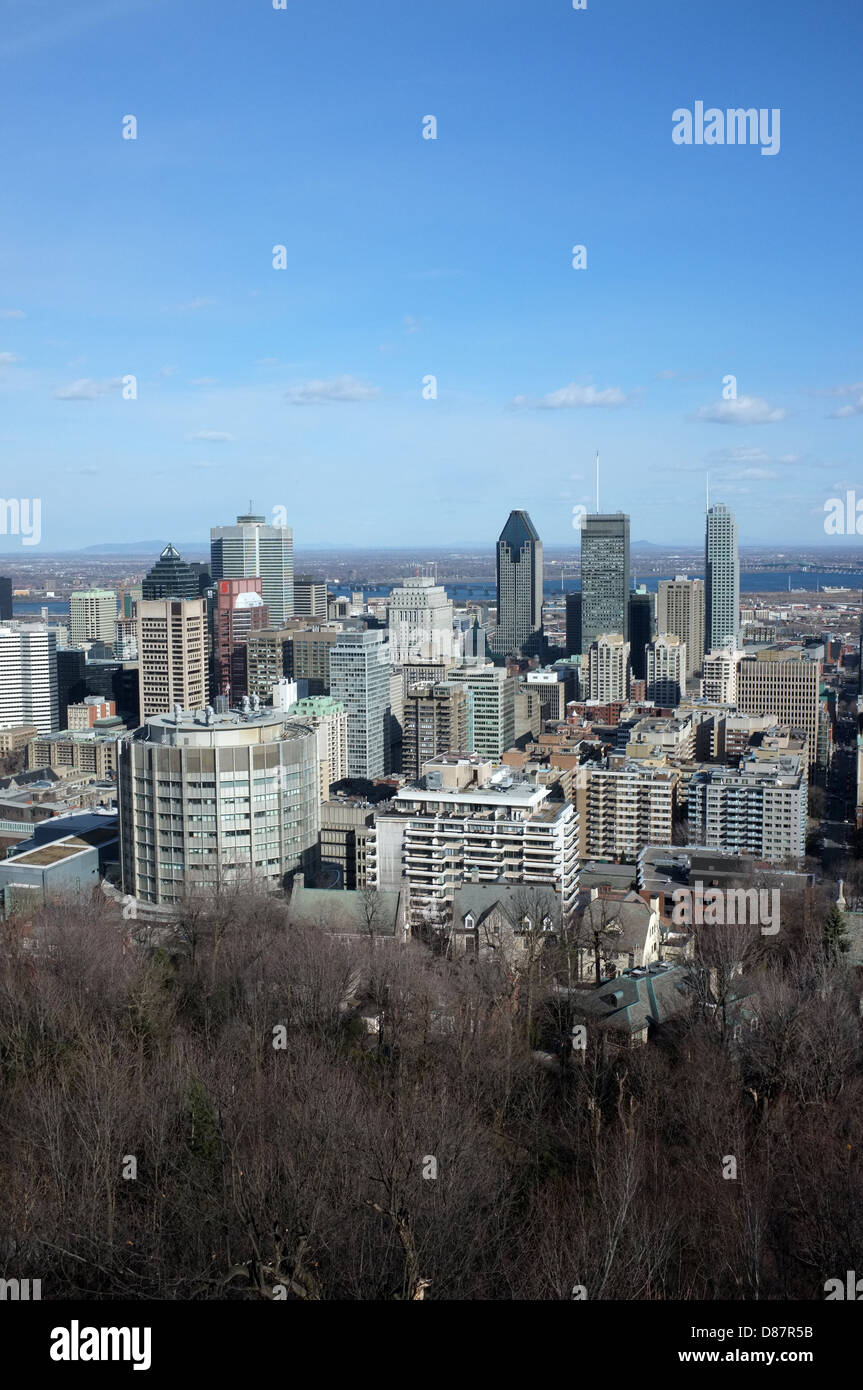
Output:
[[70, 589, 117, 645], [580, 513, 630, 652], [646, 634, 686, 706], [658, 576, 705, 678], [210, 512, 294, 626], [137, 598, 208, 719], [628, 588, 654, 680], [329, 629, 391, 779], [0, 625, 59, 733], [705, 504, 740, 652], [388, 574, 455, 665], [142, 543, 199, 600], [212, 579, 270, 701], [489, 510, 543, 658], [0, 577, 12, 622]]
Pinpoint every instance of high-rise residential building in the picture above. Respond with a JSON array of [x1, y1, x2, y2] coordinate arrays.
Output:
[[588, 634, 630, 703], [705, 504, 740, 651], [0, 577, 12, 622], [329, 629, 391, 779], [690, 754, 807, 861], [0, 626, 59, 733], [701, 648, 743, 704], [736, 649, 821, 770], [373, 755, 579, 930], [628, 588, 654, 680], [488, 510, 543, 657], [70, 589, 117, 646], [657, 576, 705, 678], [210, 511, 294, 626], [286, 695, 348, 801], [402, 681, 473, 780], [118, 707, 320, 905], [646, 635, 686, 706], [447, 664, 515, 758], [586, 762, 679, 861], [580, 513, 630, 651], [245, 627, 295, 698], [137, 598, 208, 719], [141, 543, 199, 600], [387, 574, 455, 665], [212, 578, 270, 701], [293, 576, 328, 620]]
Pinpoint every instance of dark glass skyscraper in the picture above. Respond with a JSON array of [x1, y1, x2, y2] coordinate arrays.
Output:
[[488, 510, 543, 658], [580, 512, 630, 652], [142, 543, 198, 600], [0, 576, 12, 621], [628, 588, 654, 681]]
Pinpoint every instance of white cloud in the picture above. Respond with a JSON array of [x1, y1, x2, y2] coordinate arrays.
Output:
[[513, 382, 631, 409], [0, 352, 19, 366], [186, 429, 234, 442], [403, 315, 421, 334], [830, 397, 863, 419], [172, 297, 215, 312], [54, 377, 122, 401], [158, 365, 178, 378], [191, 377, 218, 387], [0, 310, 25, 320], [693, 395, 786, 425], [285, 375, 380, 405]]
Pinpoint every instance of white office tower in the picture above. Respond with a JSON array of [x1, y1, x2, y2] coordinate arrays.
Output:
[[118, 706, 320, 906], [701, 648, 743, 704], [705, 504, 740, 652], [447, 664, 515, 758], [657, 576, 704, 677], [587, 633, 630, 703], [210, 511, 294, 626], [329, 629, 391, 779], [646, 634, 686, 706], [0, 625, 59, 733], [70, 588, 117, 645], [387, 575, 455, 665]]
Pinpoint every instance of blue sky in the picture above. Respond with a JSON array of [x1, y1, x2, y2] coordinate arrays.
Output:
[[0, 0, 861, 550]]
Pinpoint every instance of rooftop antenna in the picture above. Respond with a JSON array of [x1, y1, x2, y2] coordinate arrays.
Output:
[[595, 451, 600, 513]]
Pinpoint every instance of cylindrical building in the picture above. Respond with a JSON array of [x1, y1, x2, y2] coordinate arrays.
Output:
[[118, 705, 319, 906]]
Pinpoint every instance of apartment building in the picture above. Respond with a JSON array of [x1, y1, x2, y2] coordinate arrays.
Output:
[[402, 681, 472, 780], [588, 633, 630, 703], [646, 634, 686, 706], [373, 755, 579, 929], [586, 761, 680, 861], [446, 665, 516, 759], [689, 754, 807, 861]]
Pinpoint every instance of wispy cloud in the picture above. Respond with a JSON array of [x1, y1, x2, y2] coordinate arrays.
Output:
[[692, 395, 786, 425], [285, 375, 379, 405], [54, 377, 122, 401], [191, 377, 218, 387], [0, 309, 25, 321], [829, 397, 863, 419], [170, 297, 215, 313], [0, 353, 20, 367], [186, 429, 234, 442], [513, 382, 632, 410]]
